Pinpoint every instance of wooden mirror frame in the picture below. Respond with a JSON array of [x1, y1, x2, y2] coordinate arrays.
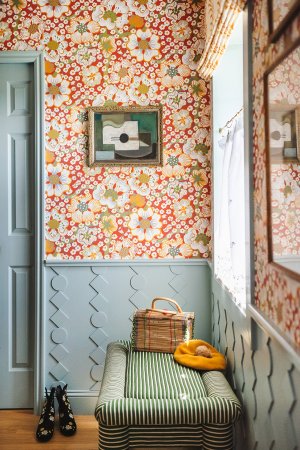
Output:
[[264, 35, 300, 282], [267, 0, 300, 43]]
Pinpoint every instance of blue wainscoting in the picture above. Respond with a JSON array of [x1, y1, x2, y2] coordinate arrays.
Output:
[[211, 272, 300, 450], [44, 260, 210, 413]]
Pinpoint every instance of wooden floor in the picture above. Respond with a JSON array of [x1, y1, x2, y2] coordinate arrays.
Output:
[[0, 410, 98, 450], [0, 410, 197, 450]]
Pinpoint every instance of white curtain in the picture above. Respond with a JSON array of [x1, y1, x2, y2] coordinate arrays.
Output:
[[215, 113, 246, 306]]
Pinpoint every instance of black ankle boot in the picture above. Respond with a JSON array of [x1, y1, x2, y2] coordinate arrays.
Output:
[[56, 384, 77, 436], [36, 387, 55, 442]]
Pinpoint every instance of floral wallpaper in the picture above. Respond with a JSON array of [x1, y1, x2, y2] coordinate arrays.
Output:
[[0, 0, 210, 260], [252, 0, 300, 347], [271, 164, 300, 257], [271, 0, 297, 30]]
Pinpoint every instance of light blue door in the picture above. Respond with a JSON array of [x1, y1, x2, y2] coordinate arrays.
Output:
[[0, 63, 35, 408]]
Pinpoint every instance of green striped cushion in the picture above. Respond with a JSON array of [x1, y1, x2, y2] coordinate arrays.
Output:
[[95, 342, 241, 427], [125, 349, 207, 400]]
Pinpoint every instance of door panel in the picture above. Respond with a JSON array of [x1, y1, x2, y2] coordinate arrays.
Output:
[[0, 63, 35, 408]]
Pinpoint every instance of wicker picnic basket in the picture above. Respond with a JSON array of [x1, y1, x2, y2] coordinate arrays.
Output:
[[131, 297, 194, 353]]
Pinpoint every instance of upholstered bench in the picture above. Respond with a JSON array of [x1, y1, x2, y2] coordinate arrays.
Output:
[[95, 342, 241, 450]]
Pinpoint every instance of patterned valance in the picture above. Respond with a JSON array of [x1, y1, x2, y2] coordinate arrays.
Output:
[[197, 0, 247, 79]]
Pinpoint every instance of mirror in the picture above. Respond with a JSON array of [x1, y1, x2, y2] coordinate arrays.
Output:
[[268, 0, 300, 42], [265, 39, 300, 279]]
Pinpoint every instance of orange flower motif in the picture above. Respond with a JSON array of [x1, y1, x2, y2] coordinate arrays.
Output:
[[45, 60, 56, 74], [129, 194, 146, 208], [45, 240, 56, 255], [192, 169, 209, 190], [128, 14, 145, 29]]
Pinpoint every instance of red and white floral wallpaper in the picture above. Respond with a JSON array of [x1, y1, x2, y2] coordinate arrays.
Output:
[[0, 0, 210, 260], [252, 0, 300, 347], [271, 164, 300, 257]]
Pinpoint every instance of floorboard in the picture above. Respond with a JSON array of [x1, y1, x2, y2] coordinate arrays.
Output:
[[0, 410, 98, 450], [0, 410, 198, 449]]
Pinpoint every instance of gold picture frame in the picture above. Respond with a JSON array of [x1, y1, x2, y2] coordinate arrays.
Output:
[[88, 105, 163, 167]]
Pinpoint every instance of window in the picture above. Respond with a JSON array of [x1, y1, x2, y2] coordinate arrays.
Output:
[[212, 12, 251, 309]]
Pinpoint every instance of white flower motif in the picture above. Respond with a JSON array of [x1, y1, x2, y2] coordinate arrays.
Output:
[[93, 85, 129, 106], [67, 107, 88, 134], [0, 23, 12, 42], [165, 2, 186, 20], [42, 30, 68, 62], [127, 0, 156, 17], [83, 245, 102, 259], [77, 225, 97, 246], [128, 29, 160, 62], [172, 20, 191, 41], [166, 91, 188, 110], [93, 175, 129, 209], [82, 66, 101, 87], [182, 46, 204, 70], [128, 168, 158, 196], [46, 74, 70, 107], [173, 110, 192, 131], [128, 208, 161, 242], [183, 132, 210, 163], [128, 74, 158, 106], [14, 41, 34, 50], [45, 119, 68, 151], [92, 0, 129, 30], [45, 209, 68, 242], [159, 60, 190, 88], [68, 193, 101, 224], [184, 219, 210, 253], [45, 163, 71, 197], [76, 48, 97, 66], [174, 199, 193, 220], [20, 16, 44, 41], [109, 60, 135, 86], [68, 16, 100, 44], [37, 0, 70, 18], [167, 181, 188, 200]]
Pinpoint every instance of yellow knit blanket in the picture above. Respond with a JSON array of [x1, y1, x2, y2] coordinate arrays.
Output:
[[174, 339, 226, 370]]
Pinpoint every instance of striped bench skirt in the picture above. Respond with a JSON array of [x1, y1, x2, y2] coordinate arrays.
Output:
[[95, 342, 241, 450]]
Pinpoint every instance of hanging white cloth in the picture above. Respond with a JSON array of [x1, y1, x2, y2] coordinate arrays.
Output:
[[215, 113, 246, 306]]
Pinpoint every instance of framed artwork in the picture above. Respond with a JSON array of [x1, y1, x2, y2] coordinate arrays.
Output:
[[88, 105, 163, 166], [268, 0, 300, 42]]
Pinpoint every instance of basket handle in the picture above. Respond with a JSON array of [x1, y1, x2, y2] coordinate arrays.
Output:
[[151, 297, 183, 313]]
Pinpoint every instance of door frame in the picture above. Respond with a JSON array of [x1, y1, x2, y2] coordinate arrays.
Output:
[[0, 51, 45, 413]]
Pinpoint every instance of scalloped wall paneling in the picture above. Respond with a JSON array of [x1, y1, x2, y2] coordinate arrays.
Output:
[[45, 263, 211, 412], [212, 277, 300, 450]]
